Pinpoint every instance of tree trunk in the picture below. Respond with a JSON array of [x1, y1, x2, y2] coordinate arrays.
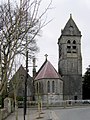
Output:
[[14, 93, 18, 120]]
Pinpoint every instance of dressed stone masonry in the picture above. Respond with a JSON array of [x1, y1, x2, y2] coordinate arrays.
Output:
[[34, 59, 63, 104], [58, 14, 82, 100]]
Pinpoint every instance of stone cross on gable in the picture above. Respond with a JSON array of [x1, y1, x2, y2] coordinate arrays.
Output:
[[44, 54, 48, 61]]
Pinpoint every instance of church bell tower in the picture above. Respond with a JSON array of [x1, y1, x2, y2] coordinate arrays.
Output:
[[58, 14, 82, 100]]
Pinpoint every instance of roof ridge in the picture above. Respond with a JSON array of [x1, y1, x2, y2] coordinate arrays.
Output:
[[36, 59, 47, 76], [35, 60, 61, 80]]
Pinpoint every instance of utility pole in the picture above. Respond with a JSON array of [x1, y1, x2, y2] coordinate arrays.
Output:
[[24, 50, 28, 120], [23, 0, 28, 119]]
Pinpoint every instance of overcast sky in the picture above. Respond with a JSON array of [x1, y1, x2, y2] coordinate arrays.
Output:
[[1, 0, 90, 76], [35, 0, 90, 75]]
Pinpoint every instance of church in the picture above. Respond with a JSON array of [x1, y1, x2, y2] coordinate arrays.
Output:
[[34, 14, 82, 103], [34, 56, 63, 104], [9, 15, 82, 104], [58, 14, 82, 100]]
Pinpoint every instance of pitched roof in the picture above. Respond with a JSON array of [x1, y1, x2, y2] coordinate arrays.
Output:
[[35, 60, 61, 80], [61, 14, 81, 36], [10, 65, 32, 81]]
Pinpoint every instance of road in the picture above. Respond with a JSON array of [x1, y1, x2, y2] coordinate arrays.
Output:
[[50, 107, 90, 120], [5, 106, 90, 120]]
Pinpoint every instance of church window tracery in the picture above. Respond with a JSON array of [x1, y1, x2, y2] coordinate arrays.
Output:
[[67, 46, 71, 49], [60, 82, 63, 93], [73, 40, 76, 44], [47, 81, 50, 93], [67, 46, 71, 53], [67, 40, 71, 53], [72, 40, 77, 53], [67, 40, 71, 44], [73, 46, 76, 49], [52, 81, 55, 93], [39, 82, 41, 93], [67, 40, 77, 53]]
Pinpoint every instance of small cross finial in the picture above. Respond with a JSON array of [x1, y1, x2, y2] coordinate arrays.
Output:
[[44, 54, 48, 61], [70, 14, 72, 18]]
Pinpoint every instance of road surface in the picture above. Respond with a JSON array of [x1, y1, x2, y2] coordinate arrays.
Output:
[[5, 106, 90, 120], [50, 107, 90, 120]]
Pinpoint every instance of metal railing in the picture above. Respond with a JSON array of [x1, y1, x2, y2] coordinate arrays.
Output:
[[18, 100, 90, 108]]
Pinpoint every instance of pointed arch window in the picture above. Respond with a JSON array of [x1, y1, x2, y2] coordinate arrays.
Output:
[[67, 46, 71, 53], [67, 40, 71, 53], [73, 40, 76, 44], [72, 40, 77, 53], [60, 82, 63, 94], [39, 82, 41, 93], [47, 81, 50, 93], [52, 81, 55, 93], [67, 40, 71, 44]]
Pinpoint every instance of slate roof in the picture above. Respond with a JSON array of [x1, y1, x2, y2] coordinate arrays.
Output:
[[11, 65, 32, 80], [35, 60, 61, 80]]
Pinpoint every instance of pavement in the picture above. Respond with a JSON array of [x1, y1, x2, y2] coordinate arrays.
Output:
[[5, 106, 90, 120], [5, 108, 51, 120]]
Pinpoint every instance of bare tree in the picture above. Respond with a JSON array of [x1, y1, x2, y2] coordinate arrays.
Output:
[[10, 62, 19, 120], [0, 0, 52, 96]]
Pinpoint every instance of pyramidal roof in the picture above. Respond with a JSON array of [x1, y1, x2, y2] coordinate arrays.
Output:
[[61, 14, 81, 36], [35, 60, 61, 80]]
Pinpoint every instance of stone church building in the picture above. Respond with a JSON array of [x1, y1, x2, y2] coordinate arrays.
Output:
[[34, 57, 63, 104], [58, 14, 82, 100], [34, 14, 82, 102], [8, 15, 82, 103]]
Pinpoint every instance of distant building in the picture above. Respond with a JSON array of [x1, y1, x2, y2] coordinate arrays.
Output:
[[9, 65, 34, 101], [58, 14, 82, 100], [34, 57, 63, 104]]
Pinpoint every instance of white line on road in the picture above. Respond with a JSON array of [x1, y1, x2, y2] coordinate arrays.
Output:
[[49, 110, 59, 120]]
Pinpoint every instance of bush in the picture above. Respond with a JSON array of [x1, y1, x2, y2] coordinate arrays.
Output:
[[16, 96, 23, 101]]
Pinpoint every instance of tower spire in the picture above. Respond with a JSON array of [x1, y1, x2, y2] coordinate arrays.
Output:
[[58, 15, 82, 100]]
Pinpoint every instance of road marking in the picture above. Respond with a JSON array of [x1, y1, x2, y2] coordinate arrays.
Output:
[[49, 110, 59, 120]]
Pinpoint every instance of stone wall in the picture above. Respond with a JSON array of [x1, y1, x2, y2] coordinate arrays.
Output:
[[0, 98, 14, 120]]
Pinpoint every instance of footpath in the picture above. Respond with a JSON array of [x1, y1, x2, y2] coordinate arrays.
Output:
[[5, 108, 50, 120], [5, 105, 90, 120]]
